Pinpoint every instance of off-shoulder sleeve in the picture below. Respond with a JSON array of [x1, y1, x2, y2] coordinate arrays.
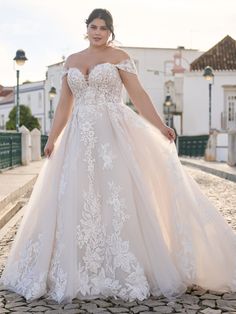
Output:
[[115, 58, 137, 75]]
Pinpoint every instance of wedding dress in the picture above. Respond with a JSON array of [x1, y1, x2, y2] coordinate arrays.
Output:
[[1, 57, 236, 304]]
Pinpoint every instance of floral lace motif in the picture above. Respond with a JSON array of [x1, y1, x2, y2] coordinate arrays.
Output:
[[115, 58, 137, 75], [1, 58, 150, 303], [73, 89, 149, 300], [1, 233, 47, 301], [98, 143, 117, 170], [76, 178, 150, 300]]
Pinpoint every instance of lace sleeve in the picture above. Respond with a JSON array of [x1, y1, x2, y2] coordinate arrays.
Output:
[[115, 58, 137, 75]]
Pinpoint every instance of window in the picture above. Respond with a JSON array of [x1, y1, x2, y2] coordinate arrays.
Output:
[[222, 87, 236, 130], [228, 95, 236, 122]]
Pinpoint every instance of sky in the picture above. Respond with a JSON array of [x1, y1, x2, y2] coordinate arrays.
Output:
[[1, 0, 236, 87]]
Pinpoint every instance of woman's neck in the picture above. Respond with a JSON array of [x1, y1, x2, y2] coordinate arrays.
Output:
[[88, 43, 109, 53]]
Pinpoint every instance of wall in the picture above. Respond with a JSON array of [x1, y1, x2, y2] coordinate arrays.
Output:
[[183, 71, 236, 135]]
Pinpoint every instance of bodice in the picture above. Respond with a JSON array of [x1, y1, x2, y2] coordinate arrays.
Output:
[[61, 58, 137, 106]]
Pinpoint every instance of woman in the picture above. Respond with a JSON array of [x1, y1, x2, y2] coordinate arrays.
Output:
[[1, 8, 236, 304]]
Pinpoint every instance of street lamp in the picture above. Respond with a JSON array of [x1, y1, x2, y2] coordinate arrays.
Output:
[[48, 87, 56, 128], [164, 94, 173, 127], [203, 66, 214, 133], [13, 49, 28, 132]]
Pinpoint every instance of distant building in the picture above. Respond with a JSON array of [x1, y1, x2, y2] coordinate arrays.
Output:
[[44, 61, 64, 134], [0, 85, 14, 130], [1, 37, 234, 149], [121, 45, 203, 133], [183, 35, 236, 135], [0, 81, 45, 131]]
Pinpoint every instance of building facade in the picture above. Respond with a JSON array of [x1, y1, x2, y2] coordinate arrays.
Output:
[[183, 35, 236, 136], [1, 38, 235, 162]]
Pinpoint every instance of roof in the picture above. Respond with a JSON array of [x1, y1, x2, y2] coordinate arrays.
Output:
[[48, 61, 64, 68], [0, 89, 13, 97], [0, 88, 14, 105], [190, 35, 236, 71], [120, 45, 199, 51]]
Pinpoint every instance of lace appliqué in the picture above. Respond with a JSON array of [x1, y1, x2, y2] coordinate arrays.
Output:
[[75, 98, 149, 300], [1, 233, 47, 301], [46, 229, 67, 302], [47, 57, 149, 301], [76, 180, 149, 301], [98, 143, 117, 170], [115, 58, 138, 75]]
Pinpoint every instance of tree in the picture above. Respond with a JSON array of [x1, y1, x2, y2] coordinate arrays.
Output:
[[6, 105, 41, 131]]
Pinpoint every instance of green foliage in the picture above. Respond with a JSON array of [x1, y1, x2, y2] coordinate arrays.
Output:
[[6, 104, 41, 131]]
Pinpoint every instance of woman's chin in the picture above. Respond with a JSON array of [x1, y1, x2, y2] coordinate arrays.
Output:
[[90, 40, 107, 47]]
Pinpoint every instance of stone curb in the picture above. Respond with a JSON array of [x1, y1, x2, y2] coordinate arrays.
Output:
[[0, 176, 37, 229], [180, 158, 236, 183], [0, 176, 36, 212]]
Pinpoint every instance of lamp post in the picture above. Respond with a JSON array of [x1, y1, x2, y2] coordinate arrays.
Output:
[[203, 66, 214, 133], [48, 87, 56, 128], [164, 94, 173, 127], [13, 49, 28, 132]]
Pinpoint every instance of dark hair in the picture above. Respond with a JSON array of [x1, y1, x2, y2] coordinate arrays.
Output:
[[85, 8, 115, 42]]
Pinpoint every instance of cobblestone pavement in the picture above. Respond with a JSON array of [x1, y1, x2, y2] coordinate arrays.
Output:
[[0, 166, 236, 313]]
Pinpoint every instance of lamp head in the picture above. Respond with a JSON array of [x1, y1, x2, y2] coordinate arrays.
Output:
[[49, 86, 57, 99], [13, 49, 28, 66], [164, 95, 172, 107], [203, 66, 214, 81]]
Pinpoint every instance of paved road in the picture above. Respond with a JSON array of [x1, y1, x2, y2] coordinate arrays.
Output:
[[0, 166, 236, 313]]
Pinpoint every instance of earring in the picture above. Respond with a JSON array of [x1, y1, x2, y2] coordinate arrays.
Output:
[[84, 34, 88, 40]]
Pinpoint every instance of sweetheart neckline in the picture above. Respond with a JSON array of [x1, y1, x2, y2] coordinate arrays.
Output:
[[64, 58, 131, 82], [68, 62, 113, 80]]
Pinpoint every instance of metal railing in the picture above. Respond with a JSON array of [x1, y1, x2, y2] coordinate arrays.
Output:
[[178, 135, 209, 157], [0, 132, 22, 169]]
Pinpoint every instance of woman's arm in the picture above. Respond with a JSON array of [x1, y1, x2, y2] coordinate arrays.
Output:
[[117, 53, 176, 142], [44, 59, 74, 157]]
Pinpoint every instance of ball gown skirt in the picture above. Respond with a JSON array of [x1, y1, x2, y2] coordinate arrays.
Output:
[[1, 58, 236, 304]]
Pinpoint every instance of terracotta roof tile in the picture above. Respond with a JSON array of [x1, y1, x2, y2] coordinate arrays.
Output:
[[190, 35, 236, 71], [0, 90, 12, 97]]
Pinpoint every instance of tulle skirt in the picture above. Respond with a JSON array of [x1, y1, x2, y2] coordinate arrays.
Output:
[[1, 101, 236, 303]]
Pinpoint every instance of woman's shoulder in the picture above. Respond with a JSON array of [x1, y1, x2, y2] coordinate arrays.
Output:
[[63, 50, 87, 67], [109, 47, 131, 62]]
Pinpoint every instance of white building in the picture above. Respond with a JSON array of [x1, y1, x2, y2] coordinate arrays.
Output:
[[44, 61, 64, 134], [183, 35, 236, 136], [0, 62, 65, 134], [0, 81, 45, 132], [0, 86, 13, 130], [122, 46, 203, 133]]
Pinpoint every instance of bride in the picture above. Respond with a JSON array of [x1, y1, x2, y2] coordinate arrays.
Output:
[[1, 8, 236, 304]]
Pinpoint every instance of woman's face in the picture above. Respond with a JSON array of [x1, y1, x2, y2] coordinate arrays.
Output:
[[87, 18, 111, 47]]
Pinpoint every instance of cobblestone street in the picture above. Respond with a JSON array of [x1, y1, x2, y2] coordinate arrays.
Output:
[[0, 165, 236, 314]]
